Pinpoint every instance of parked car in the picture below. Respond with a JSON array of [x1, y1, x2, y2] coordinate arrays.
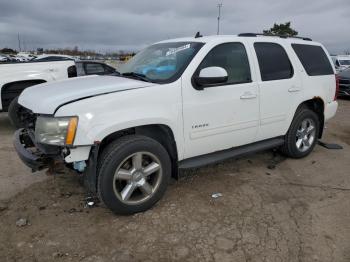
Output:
[[331, 55, 350, 72], [13, 34, 338, 215], [338, 68, 350, 97], [0, 55, 8, 62], [0, 60, 117, 127], [15, 56, 31, 62], [17, 52, 37, 61], [33, 54, 75, 62], [6, 55, 19, 62]]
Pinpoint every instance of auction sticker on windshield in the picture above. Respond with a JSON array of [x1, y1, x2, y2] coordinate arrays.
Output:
[[166, 44, 191, 56]]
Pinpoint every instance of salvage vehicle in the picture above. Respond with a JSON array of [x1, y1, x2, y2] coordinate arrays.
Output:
[[0, 60, 117, 127], [0, 55, 8, 62], [33, 54, 75, 62], [0, 60, 76, 113], [338, 68, 350, 97], [331, 55, 350, 72], [13, 33, 338, 214]]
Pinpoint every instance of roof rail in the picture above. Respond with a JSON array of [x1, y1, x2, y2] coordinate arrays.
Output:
[[238, 33, 312, 41]]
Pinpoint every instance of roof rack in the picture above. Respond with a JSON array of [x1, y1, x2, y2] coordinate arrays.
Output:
[[238, 33, 312, 41]]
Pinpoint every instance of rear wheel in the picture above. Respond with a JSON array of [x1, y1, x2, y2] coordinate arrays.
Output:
[[97, 135, 171, 215], [281, 108, 320, 158]]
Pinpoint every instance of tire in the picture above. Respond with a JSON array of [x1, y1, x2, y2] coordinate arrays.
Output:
[[281, 108, 320, 158], [97, 135, 171, 215], [8, 96, 24, 128]]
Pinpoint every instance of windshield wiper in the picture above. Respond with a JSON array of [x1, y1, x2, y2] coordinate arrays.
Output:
[[121, 72, 153, 83]]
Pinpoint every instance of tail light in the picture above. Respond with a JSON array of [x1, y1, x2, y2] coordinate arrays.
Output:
[[334, 74, 339, 101]]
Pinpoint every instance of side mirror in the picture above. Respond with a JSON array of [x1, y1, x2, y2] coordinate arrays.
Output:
[[194, 66, 228, 89]]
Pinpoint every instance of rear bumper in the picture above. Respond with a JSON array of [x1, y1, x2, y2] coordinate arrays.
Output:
[[324, 101, 338, 122], [13, 129, 58, 171]]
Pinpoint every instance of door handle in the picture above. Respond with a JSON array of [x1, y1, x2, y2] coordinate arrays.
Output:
[[288, 87, 301, 92], [240, 92, 257, 99]]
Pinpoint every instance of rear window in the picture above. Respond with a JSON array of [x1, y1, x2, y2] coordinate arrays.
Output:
[[292, 44, 334, 76], [254, 43, 293, 81]]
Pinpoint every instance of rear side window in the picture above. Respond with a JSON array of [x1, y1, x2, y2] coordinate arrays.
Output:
[[85, 63, 105, 74], [292, 44, 334, 76], [254, 42, 293, 81]]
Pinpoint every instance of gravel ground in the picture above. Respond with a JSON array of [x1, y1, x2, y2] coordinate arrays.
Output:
[[0, 100, 349, 262]]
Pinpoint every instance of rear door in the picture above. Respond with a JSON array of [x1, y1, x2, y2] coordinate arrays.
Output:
[[252, 41, 303, 141]]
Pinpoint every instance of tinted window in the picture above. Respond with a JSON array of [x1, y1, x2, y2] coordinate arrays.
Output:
[[197, 43, 251, 85], [292, 44, 333, 76], [104, 64, 116, 73], [254, 43, 293, 81], [85, 63, 105, 74]]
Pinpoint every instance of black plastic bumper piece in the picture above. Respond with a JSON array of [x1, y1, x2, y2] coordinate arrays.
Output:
[[83, 144, 100, 194], [13, 129, 48, 171]]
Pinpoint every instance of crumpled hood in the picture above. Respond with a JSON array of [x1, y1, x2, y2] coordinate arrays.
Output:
[[18, 75, 154, 114]]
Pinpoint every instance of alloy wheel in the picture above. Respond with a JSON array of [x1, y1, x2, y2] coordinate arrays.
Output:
[[112, 152, 162, 205]]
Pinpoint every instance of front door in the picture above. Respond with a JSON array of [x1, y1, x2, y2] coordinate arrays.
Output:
[[182, 42, 259, 159]]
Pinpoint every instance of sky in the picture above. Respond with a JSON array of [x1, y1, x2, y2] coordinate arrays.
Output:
[[0, 0, 349, 54]]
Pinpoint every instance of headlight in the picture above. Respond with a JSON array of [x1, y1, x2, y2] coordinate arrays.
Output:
[[35, 116, 78, 146]]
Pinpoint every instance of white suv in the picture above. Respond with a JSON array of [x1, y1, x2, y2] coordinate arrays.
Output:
[[14, 34, 338, 214]]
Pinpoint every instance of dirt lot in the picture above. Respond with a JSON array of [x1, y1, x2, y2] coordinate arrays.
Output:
[[0, 100, 349, 262]]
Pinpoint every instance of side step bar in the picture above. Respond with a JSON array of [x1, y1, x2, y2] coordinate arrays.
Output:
[[178, 137, 285, 169]]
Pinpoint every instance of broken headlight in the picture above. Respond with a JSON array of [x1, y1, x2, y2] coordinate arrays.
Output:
[[35, 116, 78, 146]]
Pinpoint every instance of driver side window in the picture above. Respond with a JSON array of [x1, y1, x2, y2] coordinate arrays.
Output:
[[197, 42, 252, 85]]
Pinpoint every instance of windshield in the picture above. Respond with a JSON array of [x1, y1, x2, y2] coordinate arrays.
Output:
[[339, 60, 350, 66], [119, 42, 204, 83]]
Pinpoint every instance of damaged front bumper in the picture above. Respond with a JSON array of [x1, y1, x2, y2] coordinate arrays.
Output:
[[13, 128, 99, 193], [13, 128, 60, 172]]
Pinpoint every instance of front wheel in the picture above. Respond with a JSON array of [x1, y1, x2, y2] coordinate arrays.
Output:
[[281, 108, 320, 158], [97, 135, 171, 215]]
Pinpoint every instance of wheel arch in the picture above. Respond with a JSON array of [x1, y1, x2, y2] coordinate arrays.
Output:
[[295, 97, 325, 138], [98, 124, 179, 179], [1, 79, 47, 111]]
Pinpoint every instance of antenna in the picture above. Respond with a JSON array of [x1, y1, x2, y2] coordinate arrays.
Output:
[[217, 3, 223, 35], [195, 31, 203, 38]]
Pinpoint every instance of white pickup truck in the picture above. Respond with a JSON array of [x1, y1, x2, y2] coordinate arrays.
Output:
[[13, 34, 338, 215], [0, 60, 117, 126], [0, 60, 76, 112]]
